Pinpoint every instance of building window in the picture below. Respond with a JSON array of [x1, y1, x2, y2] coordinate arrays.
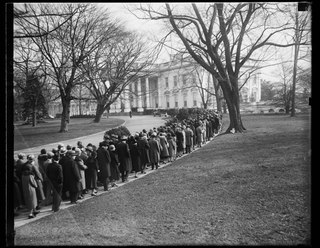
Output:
[[174, 75, 178, 87], [174, 94, 178, 108], [167, 102, 170, 108], [193, 92, 197, 107], [166, 95, 170, 108], [165, 77, 169, 88], [193, 100, 197, 106], [184, 101, 187, 107], [182, 74, 187, 85]]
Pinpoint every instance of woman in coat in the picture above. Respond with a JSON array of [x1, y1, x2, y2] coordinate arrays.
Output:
[[196, 121, 204, 148], [148, 133, 161, 170], [97, 142, 111, 191], [21, 155, 40, 219], [167, 133, 176, 162], [85, 147, 99, 196], [185, 125, 194, 153], [128, 136, 141, 178], [159, 133, 169, 164], [108, 144, 120, 187], [175, 126, 184, 157], [137, 133, 150, 174], [74, 148, 87, 198], [116, 136, 132, 182]]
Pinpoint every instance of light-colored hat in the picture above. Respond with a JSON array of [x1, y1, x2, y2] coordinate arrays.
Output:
[[74, 148, 81, 155], [86, 146, 93, 152], [109, 145, 116, 151], [27, 154, 35, 161], [59, 147, 67, 154]]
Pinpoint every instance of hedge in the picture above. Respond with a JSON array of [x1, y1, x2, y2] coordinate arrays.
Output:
[[104, 126, 131, 140]]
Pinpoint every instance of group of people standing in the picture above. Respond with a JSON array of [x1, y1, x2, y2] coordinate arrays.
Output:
[[14, 112, 222, 219]]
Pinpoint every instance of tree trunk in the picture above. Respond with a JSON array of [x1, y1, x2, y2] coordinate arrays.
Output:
[[32, 108, 37, 127], [220, 80, 246, 133], [93, 102, 105, 123], [59, 99, 71, 132]]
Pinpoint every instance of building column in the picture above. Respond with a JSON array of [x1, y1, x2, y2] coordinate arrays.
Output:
[[123, 85, 131, 113], [137, 79, 144, 112], [145, 77, 150, 109]]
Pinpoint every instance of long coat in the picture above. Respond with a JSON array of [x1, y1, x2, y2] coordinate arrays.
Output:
[[86, 153, 99, 189], [116, 141, 132, 173], [63, 157, 81, 193], [137, 137, 150, 166], [185, 128, 194, 147], [75, 156, 87, 191], [148, 138, 161, 164], [196, 126, 203, 144], [167, 138, 176, 158], [46, 161, 63, 191], [97, 147, 111, 180], [159, 136, 169, 158], [21, 162, 38, 211], [129, 142, 141, 172], [175, 130, 184, 153], [109, 150, 120, 181]]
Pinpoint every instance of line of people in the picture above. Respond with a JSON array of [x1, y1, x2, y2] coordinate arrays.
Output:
[[14, 114, 222, 219]]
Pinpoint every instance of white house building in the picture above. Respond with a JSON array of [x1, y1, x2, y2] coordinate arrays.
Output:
[[47, 55, 262, 117]]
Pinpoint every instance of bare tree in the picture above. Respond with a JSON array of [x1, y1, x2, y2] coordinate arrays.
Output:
[[80, 30, 156, 123], [133, 3, 307, 133], [14, 3, 120, 132]]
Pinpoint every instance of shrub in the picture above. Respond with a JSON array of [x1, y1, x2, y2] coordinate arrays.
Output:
[[104, 126, 131, 140]]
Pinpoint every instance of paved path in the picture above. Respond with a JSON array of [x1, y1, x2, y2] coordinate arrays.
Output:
[[14, 115, 166, 157]]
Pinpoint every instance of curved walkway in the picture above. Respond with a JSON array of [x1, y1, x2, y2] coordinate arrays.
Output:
[[14, 115, 166, 157]]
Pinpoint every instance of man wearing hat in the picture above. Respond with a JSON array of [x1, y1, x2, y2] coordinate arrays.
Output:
[[148, 133, 161, 170], [46, 154, 63, 212], [59, 147, 69, 200], [63, 150, 81, 204], [116, 136, 132, 182], [15, 153, 26, 205]]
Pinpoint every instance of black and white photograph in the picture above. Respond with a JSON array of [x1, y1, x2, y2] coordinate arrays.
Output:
[[6, 2, 311, 246]]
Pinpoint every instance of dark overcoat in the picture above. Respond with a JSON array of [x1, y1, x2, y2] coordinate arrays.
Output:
[[109, 150, 120, 181], [63, 157, 81, 193], [148, 138, 160, 164], [137, 138, 150, 165], [46, 161, 63, 190], [97, 147, 111, 180], [129, 142, 141, 172], [116, 141, 132, 173]]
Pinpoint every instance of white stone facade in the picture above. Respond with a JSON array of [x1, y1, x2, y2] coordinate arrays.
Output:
[[47, 59, 261, 117]]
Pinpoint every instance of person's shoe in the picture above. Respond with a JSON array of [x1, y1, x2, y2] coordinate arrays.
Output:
[[104, 188, 109, 191], [33, 210, 40, 215], [134, 175, 138, 178], [91, 192, 97, 196], [28, 214, 35, 219], [35, 206, 41, 210], [78, 195, 84, 199], [70, 201, 78, 204]]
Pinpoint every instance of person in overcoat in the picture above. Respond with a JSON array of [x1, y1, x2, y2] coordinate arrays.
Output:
[[196, 121, 204, 148], [42, 152, 54, 206], [159, 133, 169, 164], [63, 150, 81, 204], [167, 133, 176, 162], [21, 155, 40, 218], [15, 153, 26, 205], [97, 141, 111, 191], [128, 136, 141, 178], [116, 136, 132, 182], [108, 144, 120, 187], [137, 133, 150, 174], [74, 148, 87, 198], [59, 149, 70, 201], [148, 133, 161, 170], [175, 126, 184, 157], [85, 147, 99, 196], [14, 166, 23, 214], [46, 154, 63, 212], [185, 125, 194, 153]]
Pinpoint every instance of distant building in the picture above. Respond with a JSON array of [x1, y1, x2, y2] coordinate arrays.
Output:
[[43, 55, 263, 117]]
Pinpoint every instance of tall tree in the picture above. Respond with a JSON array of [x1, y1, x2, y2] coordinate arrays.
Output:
[[14, 3, 119, 132], [135, 3, 307, 132], [80, 31, 156, 123]]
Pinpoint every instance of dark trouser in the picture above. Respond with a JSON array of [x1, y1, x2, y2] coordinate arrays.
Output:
[[52, 185, 62, 212], [69, 191, 79, 203], [121, 171, 129, 182], [102, 177, 110, 190], [186, 145, 191, 153]]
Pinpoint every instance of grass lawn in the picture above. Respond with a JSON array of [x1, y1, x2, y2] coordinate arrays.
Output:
[[14, 114, 311, 245], [14, 118, 125, 151]]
